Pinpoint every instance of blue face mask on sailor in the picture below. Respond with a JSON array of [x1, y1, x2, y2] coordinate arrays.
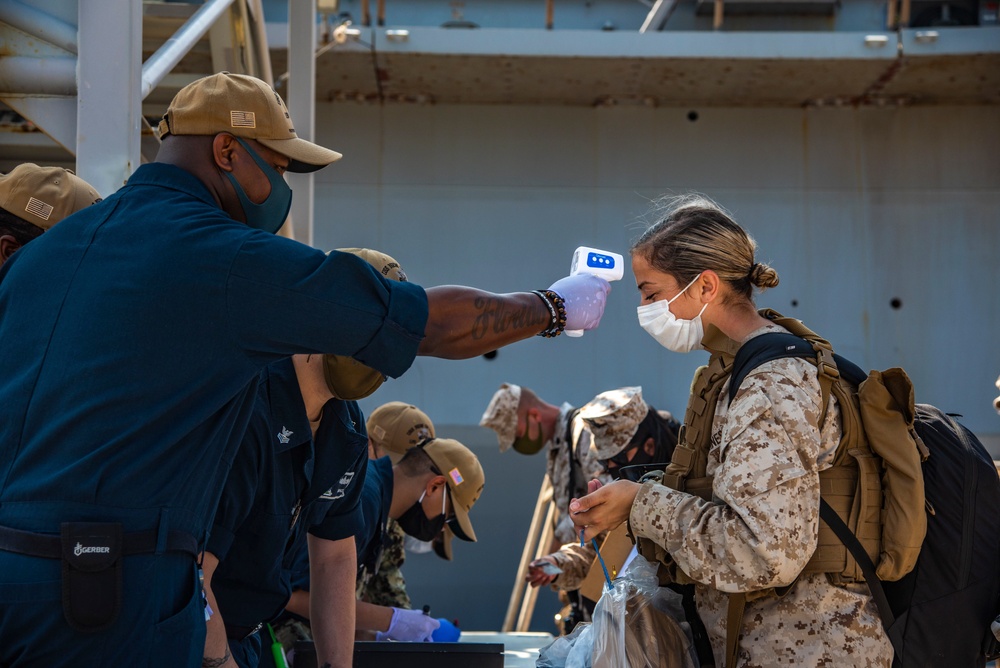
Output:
[[224, 137, 293, 234]]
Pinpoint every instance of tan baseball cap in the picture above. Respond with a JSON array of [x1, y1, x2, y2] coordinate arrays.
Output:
[[422, 438, 484, 543], [367, 402, 435, 464], [323, 248, 407, 400], [579, 386, 647, 460], [157, 72, 342, 173], [0, 164, 101, 230], [337, 248, 407, 282], [479, 383, 521, 453]]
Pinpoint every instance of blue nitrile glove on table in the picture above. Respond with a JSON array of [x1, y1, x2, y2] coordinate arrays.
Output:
[[431, 618, 461, 642]]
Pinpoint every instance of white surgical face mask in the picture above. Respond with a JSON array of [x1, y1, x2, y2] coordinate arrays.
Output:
[[403, 535, 435, 554], [636, 273, 708, 353]]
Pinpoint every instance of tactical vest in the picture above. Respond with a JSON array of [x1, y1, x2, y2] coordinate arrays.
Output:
[[631, 310, 930, 667], [635, 313, 884, 587], [632, 312, 887, 667]]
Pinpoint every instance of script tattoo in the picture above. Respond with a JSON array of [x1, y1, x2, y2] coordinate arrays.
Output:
[[470, 297, 548, 339], [202, 647, 232, 668]]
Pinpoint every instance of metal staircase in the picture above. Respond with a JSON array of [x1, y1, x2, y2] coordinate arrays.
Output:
[[0, 0, 272, 197]]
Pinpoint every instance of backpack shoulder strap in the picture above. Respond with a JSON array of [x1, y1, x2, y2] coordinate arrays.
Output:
[[565, 408, 583, 498], [729, 332, 815, 405], [728, 328, 868, 424], [819, 499, 903, 655], [758, 309, 867, 383]]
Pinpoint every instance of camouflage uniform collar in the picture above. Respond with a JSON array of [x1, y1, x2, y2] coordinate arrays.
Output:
[[701, 324, 742, 359], [740, 321, 789, 344]]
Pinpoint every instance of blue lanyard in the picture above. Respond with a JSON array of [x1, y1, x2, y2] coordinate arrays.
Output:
[[581, 529, 614, 591]]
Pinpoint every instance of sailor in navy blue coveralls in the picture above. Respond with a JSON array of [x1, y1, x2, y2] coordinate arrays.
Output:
[[260, 455, 397, 664], [355, 457, 396, 591], [0, 71, 608, 667], [205, 359, 369, 667], [274, 454, 394, 642], [0, 161, 426, 666], [284, 441, 481, 643]]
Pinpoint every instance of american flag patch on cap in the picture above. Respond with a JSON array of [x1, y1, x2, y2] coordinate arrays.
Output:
[[230, 110, 256, 128], [25, 197, 53, 221], [449, 468, 464, 485]]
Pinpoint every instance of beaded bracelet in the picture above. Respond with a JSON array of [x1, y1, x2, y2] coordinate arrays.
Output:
[[531, 289, 567, 338], [532, 290, 558, 333]]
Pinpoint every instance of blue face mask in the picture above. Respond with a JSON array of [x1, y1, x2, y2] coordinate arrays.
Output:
[[224, 137, 293, 234]]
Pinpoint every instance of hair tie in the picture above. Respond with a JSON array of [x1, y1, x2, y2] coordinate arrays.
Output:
[[747, 263, 759, 279]]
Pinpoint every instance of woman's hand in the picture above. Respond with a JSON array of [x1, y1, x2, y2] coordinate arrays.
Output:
[[569, 479, 641, 542]]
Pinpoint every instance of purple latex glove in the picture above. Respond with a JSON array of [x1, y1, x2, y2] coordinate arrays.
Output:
[[548, 274, 611, 332], [376, 607, 441, 642]]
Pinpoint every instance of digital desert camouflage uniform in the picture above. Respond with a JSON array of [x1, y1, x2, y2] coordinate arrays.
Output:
[[547, 403, 610, 548], [547, 529, 599, 591], [549, 389, 653, 590], [479, 389, 609, 591], [629, 324, 893, 667], [545, 405, 615, 590], [356, 518, 411, 609]]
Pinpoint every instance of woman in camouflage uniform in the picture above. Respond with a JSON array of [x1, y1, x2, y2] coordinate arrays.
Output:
[[569, 195, 892, 667]]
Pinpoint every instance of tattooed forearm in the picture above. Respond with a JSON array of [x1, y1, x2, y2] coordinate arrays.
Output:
[[470, 296, 548, 339], [202, 647, 231, 668]]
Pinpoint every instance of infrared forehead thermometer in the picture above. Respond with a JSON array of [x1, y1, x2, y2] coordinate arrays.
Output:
[[565, 246, 624, 337]]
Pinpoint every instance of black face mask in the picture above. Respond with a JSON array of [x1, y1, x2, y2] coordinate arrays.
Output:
[[606, 443, 659, 479], [604, 407, 682, 479], [396, 490, 447, 542]]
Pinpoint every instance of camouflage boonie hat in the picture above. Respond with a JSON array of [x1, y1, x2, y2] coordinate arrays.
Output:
[[479, 383, 521, 453], [579, 386, 646, 460]]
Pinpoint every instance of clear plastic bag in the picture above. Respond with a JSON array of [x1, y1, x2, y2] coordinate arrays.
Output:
[[537, 621, 594, 668], [565, 622, 595, 668], [591, 555, 697, 668]]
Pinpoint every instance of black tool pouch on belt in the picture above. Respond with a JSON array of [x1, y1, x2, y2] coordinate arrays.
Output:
[[60, 522, 123, 632]]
